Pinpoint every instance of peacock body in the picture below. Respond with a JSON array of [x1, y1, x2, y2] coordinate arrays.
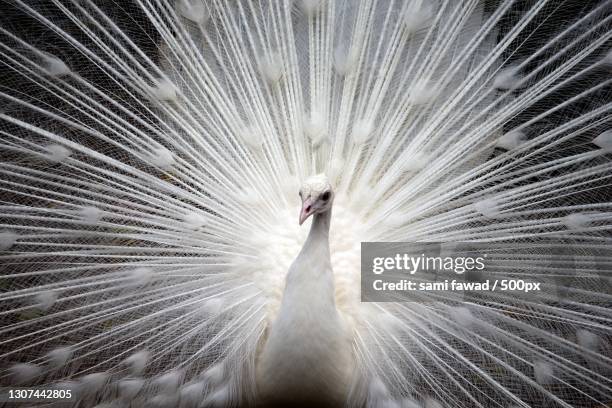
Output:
[[0, 0, 611, 407], [257, 175, 354, 407]]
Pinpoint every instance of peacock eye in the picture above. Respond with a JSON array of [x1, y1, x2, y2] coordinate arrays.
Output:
[[321, 191, 330, 201]]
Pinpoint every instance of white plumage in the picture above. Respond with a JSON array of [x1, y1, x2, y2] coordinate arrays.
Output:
[[0, 0, 611, 407]]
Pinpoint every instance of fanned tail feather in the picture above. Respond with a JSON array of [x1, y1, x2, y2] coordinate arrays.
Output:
[[0, 0, 611, 407]]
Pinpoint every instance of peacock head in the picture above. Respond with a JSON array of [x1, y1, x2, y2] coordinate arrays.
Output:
[[298, 174, 334, 225]]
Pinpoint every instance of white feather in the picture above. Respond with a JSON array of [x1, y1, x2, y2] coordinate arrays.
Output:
[[369, 377, 389, 399], [45, 346, 73, 369], [563, 213, 592, 230], [449, 306, 475, 327], [34, 290, 58, 312], [576, 329, 599, 351], [40, 52, 70, 77], [118, 378, 145, 400], [10, 363, 41, 385], [0, 231, 18, 251], [148, 393, 179, 408], [300, 0, 325, 18], [473, 198, 500, 218], [45, 143, 71, 163], [304, 111, 328, 147], [150, 79, 178, 103], [202, 297, 225, 315], [403, 1, 433, 34], [177, 0, 209, 25], [80, 372, 109, 395], [408, 80, 437, 105], [200, 363, 225, 386], [128, 267, 153, 287], [401, 398, 422, 408], [147, 146, 175, 170], [496, 130, 526, 150], [259, 52, 283, 85], [182, 211, 206, 229], [402, 152, 428, 172], [204, 385, 230, 408], [239, 125, 264, 149], [379, 399, 402, 408], [334, 45, 359, 75], [493, 66, 522, 90], [179, 381, 205, 406], [593, 130, 612, 152], [352, 119, 375, 145], [424, 398, 443, 408], [154, 370, 182, 393], [533, 361, 554, 385], [123, 350, 150, 376], [77, 206, 103, 224]]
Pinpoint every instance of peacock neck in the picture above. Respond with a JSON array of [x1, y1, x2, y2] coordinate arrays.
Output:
[[281, 206, 334, 298], [275, 204, 336, 321], [304, 208, 331, 252]]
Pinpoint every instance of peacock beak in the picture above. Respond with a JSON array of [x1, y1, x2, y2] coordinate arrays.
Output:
[[299, 197, 315, 225]]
